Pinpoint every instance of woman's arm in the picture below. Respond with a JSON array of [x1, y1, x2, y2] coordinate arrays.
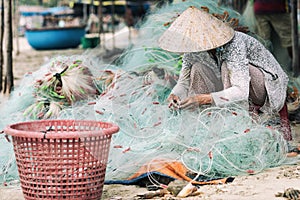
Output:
[[211, 38, 250, 106], [169, 54, 192, 100]]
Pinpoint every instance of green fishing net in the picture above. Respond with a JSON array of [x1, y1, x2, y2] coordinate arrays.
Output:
[[0, 0, 296, 186]]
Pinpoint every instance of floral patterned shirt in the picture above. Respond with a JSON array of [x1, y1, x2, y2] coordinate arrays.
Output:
[[171, 31, 289, 113]]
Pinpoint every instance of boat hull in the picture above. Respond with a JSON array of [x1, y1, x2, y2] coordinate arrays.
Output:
[[25, 26, 86, 50]]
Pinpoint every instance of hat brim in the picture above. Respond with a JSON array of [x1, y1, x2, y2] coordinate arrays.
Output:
[[158, 6, 235, 53]]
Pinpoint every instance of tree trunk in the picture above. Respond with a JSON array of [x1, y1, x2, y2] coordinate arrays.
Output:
[[0, 0, 4, 92], [4, 0, 14, 93]]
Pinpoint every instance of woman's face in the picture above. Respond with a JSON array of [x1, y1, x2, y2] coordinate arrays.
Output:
[[208, 49, 216, 55]]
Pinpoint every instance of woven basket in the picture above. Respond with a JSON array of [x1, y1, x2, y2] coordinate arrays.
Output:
[[4, 120, 119, 200]]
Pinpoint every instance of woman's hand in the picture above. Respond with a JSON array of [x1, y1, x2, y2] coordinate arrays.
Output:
[[180, 94, 212, 109], [167, 94, 181, 109]]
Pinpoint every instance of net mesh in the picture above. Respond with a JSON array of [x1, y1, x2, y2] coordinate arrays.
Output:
[[0, 0, 298, 186]]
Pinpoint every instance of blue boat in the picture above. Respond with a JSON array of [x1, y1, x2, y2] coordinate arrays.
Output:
[[20, 6, 86, 50], [25, 26, 86, 50]]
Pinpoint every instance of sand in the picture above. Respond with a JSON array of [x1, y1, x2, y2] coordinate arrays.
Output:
[[0, 34, 299, 200]]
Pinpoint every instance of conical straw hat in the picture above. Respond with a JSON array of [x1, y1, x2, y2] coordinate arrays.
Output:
[[158, 6, 235, 53]]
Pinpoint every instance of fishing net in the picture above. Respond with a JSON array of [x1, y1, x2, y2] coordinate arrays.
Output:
[[0, 0, 297, 186]]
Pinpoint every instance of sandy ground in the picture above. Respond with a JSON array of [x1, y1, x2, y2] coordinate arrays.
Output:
[[0, 33, 300, 200]]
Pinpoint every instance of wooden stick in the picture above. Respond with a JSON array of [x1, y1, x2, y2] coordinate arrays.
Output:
[[291, 0, 299, 76]]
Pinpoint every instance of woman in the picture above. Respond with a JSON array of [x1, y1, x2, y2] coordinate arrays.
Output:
[[158, 6, 291, 141]]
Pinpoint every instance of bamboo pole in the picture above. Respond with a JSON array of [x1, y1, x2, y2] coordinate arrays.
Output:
[[90, 0, 95, 14], [125, 0, 133, 46], [97, 0, 103, 47], [111, 0, 116, 50], [14, 0, 20, 56], [291, 0, 299, 77]]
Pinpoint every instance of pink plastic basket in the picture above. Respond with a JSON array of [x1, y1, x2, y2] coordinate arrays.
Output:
[[4, 120, 119, 200]]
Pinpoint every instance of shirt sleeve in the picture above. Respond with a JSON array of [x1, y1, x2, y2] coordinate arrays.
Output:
[[211, 39, 251, 106], [170, 54, 191, 100]]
